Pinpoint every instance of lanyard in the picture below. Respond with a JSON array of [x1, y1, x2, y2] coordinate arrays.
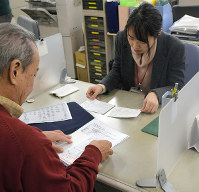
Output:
[[135, 62, 151, 91]]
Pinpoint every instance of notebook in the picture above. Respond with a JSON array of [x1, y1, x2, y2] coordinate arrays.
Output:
[[50, 84, 79, 98]]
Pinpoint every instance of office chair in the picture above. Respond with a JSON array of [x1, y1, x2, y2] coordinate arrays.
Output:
[[184, 42, 199, 84], [17, 15, 40, 39], [172, 5, 199, 22]]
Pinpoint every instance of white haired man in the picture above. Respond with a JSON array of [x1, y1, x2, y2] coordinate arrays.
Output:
[[0, 23, 113, 192]]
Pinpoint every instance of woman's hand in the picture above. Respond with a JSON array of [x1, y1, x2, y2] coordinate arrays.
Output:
[[141, 92, 159, 113], [86, 85, 103, 100]]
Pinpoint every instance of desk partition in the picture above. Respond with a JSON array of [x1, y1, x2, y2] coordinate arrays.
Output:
[[28, 33, 66, 99]]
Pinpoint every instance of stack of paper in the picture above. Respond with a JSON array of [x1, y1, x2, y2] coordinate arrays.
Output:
[[170, 15, 199, 41]]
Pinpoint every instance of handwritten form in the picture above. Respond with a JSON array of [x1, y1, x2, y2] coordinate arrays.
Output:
[[57, 119, 129, 165], [19, 103, 72, 124], [108, 107, 141, 118], [80, 99, 115, 115]]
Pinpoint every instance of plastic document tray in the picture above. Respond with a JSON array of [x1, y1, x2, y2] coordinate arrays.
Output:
[[86, 22, 104, 31], [90, 66, 106, 74], [89, 52, 106, 61], [90, 78, 101, 83], [88, 46, 105, 54], [87, 39, 105, 47], [85, 16, 104, 25], [82, 0, 103, 10], [21, 7, 57, 24]]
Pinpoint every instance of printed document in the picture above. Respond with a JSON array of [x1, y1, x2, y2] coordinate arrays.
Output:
[[81, 99, 115, 115], [19, 103, 72, 124], [57, 119, 129, 165], [108, 106, 141, 118]]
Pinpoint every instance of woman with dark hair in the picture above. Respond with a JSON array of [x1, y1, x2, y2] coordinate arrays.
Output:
[[86, 2, 185, 113]]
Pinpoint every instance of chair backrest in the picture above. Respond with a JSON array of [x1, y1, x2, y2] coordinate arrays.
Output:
[[184, 42, 199, 84], [172, 5, 199, 22], [17, 15, 40, 39]]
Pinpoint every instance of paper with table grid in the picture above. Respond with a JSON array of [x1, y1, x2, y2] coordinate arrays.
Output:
[[57, 118, 129, 165]]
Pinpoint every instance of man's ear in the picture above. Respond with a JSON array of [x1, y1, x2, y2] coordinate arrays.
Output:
[[9, 60, 22, 85]]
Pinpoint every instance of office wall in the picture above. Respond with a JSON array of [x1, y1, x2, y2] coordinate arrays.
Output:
[[9, 0, 28, 23]]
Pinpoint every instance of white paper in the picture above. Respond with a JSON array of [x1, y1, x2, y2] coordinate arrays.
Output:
[[36, 39, 48, 56], [107, 106, 141, 118], [80, 99, 115, 115], [57, 119, 129, 165], [170, 15, 199, 34], [19, 103, 72, 124], [50, 84, 79, 98], [57, 131, 90, 165]]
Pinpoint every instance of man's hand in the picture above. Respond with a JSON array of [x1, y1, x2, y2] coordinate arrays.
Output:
[[86, 85, 103, 100], [43, 130, 72, 153], [90, 140, 113, 161], [141, 92, 159, 113]]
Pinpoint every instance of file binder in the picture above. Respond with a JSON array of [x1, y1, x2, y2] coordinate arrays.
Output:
[[30, 102, 94, 134], [106, 1, 119, 34]]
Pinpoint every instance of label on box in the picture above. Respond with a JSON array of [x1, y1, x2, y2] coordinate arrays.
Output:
[[36, 39, 48, 57], [76, 63, 86, 68]]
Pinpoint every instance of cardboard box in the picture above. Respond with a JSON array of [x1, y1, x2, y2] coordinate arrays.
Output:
[[75, 51, 88, 82]]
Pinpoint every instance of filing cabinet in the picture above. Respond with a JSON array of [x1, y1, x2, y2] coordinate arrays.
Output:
[[82, 0, 114, 84]]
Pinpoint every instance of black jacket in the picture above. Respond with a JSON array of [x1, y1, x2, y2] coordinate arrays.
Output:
[[100, 31, 185, 103]]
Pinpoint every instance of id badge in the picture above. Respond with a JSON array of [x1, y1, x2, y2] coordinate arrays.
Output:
[[129, 87, 144, 94]]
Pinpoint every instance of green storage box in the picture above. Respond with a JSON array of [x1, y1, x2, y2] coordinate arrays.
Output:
[[120, 0, 142, 7]]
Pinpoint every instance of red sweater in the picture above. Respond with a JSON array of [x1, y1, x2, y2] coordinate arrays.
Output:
[[0, 105, 102, 192]]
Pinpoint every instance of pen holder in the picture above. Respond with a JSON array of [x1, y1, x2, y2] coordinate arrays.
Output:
[[162, 91, 173, 109]]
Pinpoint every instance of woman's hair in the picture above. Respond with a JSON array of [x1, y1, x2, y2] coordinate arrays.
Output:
[[125, 2, 162, 46]]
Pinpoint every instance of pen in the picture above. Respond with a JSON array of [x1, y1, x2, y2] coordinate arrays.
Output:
[[171, 83, 178, 97]]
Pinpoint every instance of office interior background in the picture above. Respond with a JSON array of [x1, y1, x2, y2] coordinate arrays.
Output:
[[6, 1, 199, 192], [9, 0, 199, 84]]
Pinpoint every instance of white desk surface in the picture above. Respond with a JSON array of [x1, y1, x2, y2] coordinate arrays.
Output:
[[22, 81, 199, 192]]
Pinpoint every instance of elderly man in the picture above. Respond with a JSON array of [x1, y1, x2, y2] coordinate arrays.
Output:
[[0, 23, 113, 192]]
